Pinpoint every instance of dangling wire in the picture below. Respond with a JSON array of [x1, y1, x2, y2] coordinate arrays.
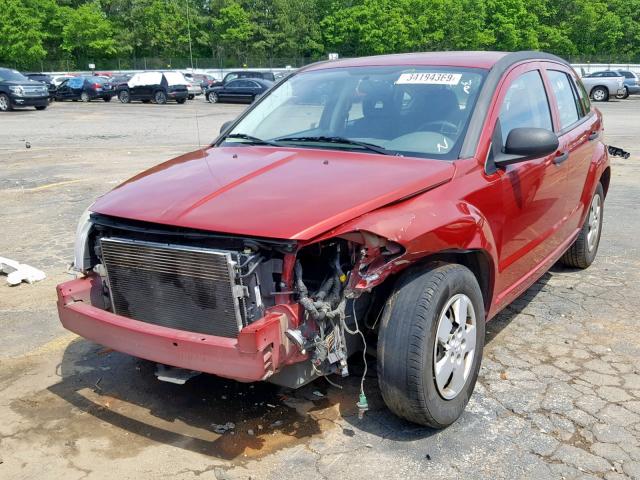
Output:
[[343, 299, 368, 396]]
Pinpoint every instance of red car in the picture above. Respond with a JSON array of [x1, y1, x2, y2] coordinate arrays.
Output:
[[58, 51, 609, 428]]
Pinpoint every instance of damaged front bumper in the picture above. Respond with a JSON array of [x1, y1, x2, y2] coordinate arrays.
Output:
[[57, 275, 299, 383]]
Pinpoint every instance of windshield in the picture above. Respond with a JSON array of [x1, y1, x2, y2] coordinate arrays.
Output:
[[222, 66, 486, 159], [0, 69, 29, 82]]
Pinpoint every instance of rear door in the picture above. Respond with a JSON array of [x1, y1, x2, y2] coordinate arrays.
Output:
[[222, 80, 243, 101], [490, 64, 568, 294], [543, 66, 598, 233]]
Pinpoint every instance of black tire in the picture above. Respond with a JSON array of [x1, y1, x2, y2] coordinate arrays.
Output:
[[591, 86, 609, 102], [35, 106, 47, 111], [188, 94, 194, 100], [615, 87, 629, 100], [154, 90, 167, 104], [561, 183, 604, 269], [80, 92, 90, 102], [118, 90, 130, 103], [378, 263, 485, 428], [103, 96, 112, 102], [208, 92, 218, 103], [176, 98, 186, 104], [0, 93, 12, 111], [142, 99, 151, 104]]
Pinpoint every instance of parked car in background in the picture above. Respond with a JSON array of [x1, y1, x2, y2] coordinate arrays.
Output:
[[209, 70, 276, 88], [580, 70, 625, 101], [0, 68, 49, 111], [110, 73, 133, 89], [24, 73, 57, 99], [54, 76, 114, 102], [182, 73, 202, 99], [205, 78, 272, 103], [58, 51, 610, 429], [116, 71, 188, 104], [184, 73, 217, 93], [52, 75, 75, 87], [615, 70, 640, 98]]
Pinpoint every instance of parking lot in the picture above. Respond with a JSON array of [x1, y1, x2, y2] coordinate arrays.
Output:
[[1, 96, 639, 480]]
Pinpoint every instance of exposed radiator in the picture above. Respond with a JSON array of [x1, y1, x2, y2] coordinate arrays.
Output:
[[100, 237, 245, 338]]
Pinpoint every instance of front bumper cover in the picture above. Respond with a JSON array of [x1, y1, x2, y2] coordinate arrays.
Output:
[[57, 276, 294, 382]]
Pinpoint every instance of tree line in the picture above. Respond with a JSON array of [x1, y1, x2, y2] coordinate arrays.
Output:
[[2, 0, 640, 70]]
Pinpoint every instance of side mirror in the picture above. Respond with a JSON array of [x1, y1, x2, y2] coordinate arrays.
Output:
[[220, 120, 233, 134], [494, 127, 559, 169]]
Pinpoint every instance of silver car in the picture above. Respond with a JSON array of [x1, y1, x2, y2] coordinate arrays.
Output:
[[580, 71, 626, 101]]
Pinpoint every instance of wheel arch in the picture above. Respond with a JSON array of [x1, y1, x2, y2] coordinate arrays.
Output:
[[599, 166, 611, 198]]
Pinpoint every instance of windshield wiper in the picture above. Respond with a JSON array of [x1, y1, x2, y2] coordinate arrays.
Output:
[[275, 135, 396, 156], [225, 133, 280, 146]]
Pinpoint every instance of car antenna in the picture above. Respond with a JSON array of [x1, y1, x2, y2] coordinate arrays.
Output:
[[185, 0, 202, 149]]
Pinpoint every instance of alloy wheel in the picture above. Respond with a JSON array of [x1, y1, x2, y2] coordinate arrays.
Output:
[[433, 293, 477, 400], [0, 94, 9, 111], [587, 193, 602, 252]]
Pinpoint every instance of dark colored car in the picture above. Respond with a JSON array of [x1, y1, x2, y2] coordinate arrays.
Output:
[[116, 71, 188, 104], [205, 78, 272, 103], [0, 68, 49, 111], [24, 73, 57, 99], [209, 70, 276, 89], [616, 70, 640, 98], [55, 76, 114, 102], [58, 51, 609, 428]]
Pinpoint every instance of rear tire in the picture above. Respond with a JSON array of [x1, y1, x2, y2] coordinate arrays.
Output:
[[560, 183, 604, 269], [591, 86, 609, 102], [615, 87, 629, 100], [188, 94, 194, 100], [378, 263, 485, 428], [118, 90, 130, 103], [176, 98, 186, 104], [154, 91, 167, 104], [80, 92, 90, 102], [103, 96, 112, 102], [35, 106, 47, 111]]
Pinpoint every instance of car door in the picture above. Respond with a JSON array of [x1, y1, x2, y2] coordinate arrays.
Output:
[[222, 80, 243, 102], [56, 79, 70, 99], [486, 65, 568, 295], [246, 80, 262, 101], [543, 66, 599, 233]]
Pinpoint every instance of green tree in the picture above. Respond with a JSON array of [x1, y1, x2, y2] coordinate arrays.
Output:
[[0, 0, 48, 67], [60, 2, 118, 59]]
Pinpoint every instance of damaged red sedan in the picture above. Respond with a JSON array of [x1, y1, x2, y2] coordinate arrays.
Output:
[[57, 51, 609, 428]]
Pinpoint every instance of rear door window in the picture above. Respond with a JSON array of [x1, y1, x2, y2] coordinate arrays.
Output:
[[499, 70, 553, 144], [547, 70, 581, 130]]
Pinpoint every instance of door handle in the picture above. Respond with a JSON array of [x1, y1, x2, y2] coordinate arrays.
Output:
[[553, 151, 569, 165], [588, 131, 599, 141]]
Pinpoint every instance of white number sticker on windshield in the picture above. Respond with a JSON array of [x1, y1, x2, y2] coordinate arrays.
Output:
[[396, 72, 462, 85]]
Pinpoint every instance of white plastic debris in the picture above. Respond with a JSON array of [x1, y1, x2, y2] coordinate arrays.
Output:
[[0, 257, 46, 286]]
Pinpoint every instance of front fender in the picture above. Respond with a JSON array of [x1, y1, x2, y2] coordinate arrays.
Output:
[[309, 191, 499, 292]]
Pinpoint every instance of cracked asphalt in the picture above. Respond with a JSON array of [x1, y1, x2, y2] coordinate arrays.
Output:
[[1, 97, 639, 479]]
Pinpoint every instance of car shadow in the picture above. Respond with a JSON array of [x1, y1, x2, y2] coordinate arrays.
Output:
[[48, 269, 558, 460]]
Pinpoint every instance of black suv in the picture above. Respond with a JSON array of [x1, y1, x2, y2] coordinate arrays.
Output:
[[116, 71, 188, 104], [25, 73, 57, 99], [0, 68, 49, 111]]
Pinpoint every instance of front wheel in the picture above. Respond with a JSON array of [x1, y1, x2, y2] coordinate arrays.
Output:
[[188, 94, 194, 100], [35, 106, 47, 111], [615, 87, 629, 100], [378, 263, 485, 428], [561, 183, 604, 269], [118, 91, 130, 103], [591, 86, 609, 102], [154, 91, 167, 104], [207, 92, 218, 103], [103, 96, 112, 102], [0, 93, 12, 111]]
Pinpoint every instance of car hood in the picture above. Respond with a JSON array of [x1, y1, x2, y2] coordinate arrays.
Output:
[[90, 146, 455, 240], [3, 80, 48, 87]]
